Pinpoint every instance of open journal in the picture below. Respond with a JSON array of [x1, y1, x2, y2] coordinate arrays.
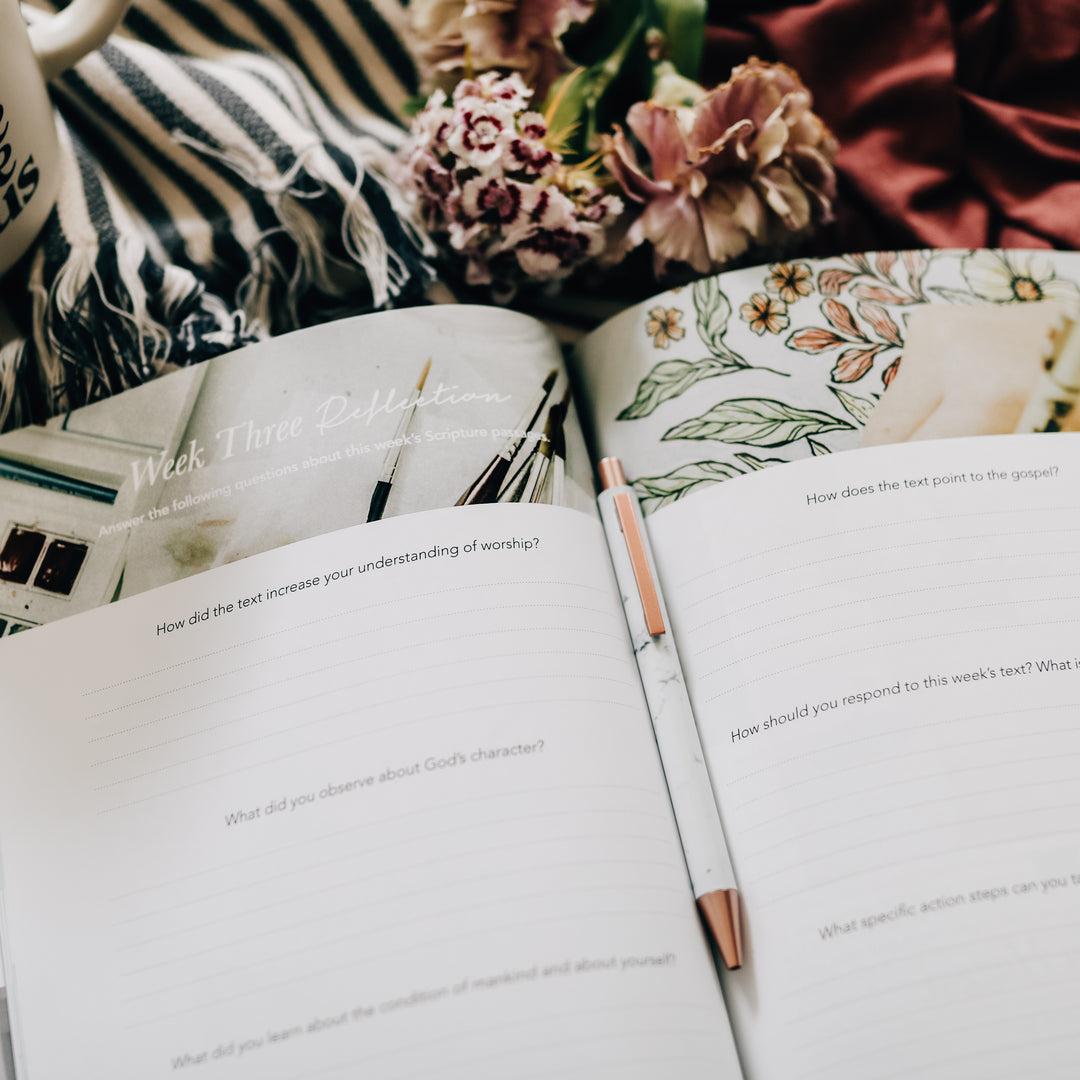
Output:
[[1, 249, 1080, 1079]]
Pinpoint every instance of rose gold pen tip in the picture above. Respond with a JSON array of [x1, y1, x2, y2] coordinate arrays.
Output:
[[698, 889, 743, 970]]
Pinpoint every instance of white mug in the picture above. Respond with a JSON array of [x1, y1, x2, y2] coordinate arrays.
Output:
[[0, 0, 130, 277]]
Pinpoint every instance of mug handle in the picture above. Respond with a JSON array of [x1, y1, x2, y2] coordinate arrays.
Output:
[[27, 0, 131, 82]]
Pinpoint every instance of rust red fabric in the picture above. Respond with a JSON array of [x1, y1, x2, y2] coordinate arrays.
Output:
[[703, 0, 1080, 253]]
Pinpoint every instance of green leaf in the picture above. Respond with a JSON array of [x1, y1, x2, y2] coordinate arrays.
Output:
[[616, 356, 738, 420], [693, 277, 739, 361], [651, 0, 707, 79], [807, 438, 831, 456], [662, 398, 855, 447], [633, 459, 745, 513], [542, 67, 596, 152], [829, 386, 876, 426], [561, 0, 645, 67], [543, 11, 646, 156]]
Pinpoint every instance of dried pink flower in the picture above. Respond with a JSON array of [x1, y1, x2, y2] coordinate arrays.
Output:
[[603, 58, 838, 276], [410, 0, 595, 100], [401, 72, 622, 299]]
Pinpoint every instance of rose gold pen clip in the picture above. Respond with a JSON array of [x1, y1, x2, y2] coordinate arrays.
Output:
[[598, 457, 666, 635]]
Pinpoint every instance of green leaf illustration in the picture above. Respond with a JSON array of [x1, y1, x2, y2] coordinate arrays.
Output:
[[734, 452, 787, 471], [633, 459, 746, 513], [616, 356, 738, 420], [829, 386, 876, 426], [927, 285, 981, 306], [693, 277, 740, 360], [662, 398, 855, 447]]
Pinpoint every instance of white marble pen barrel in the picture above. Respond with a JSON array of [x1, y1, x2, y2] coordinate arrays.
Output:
[[597, 457, 743, 969]]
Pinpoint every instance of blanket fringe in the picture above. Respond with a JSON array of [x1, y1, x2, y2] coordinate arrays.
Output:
[[12, 234, 258, 431], [176, 131, 402, 323], [0, 339, 34, 432]]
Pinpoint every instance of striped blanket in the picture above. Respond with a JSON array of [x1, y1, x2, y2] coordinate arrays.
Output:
[[0, 0, 434, 433]]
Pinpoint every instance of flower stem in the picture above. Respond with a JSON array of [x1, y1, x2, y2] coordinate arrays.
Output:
[[581, 12, 645, 150]]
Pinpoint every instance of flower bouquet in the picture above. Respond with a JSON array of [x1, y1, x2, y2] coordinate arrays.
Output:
[[400, 0, 838, 301]]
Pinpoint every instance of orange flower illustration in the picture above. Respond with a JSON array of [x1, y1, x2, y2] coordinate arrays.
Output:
[[766, 261, 812, 303], [646, 306, 686, 348], [740, 292, 789, 335]]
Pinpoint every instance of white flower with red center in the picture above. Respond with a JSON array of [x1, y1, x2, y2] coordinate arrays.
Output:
[[411, 90, 452, 137], [515, 227, 591, 277], [518, 111, 547, 139], [460, 175, 526, 223], [446, 106, 513, 170], [400, 70, 623, 298], [455, 71, 532, 115], [505, 139, 556, 176], [418, 156, 455, 201], [504, 113, 556, 175]]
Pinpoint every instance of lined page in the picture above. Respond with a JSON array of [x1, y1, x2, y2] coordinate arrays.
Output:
[[648, 434, 1080, 1080], [0, 504, 740, 1080]]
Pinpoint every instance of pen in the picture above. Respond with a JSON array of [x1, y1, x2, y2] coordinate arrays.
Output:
[[367, 358, 432, 522], [597, 456, 743, 969], [1014, 312, 1080, 433]]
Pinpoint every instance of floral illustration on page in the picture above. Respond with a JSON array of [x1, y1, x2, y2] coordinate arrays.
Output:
[[610, 249, 1080, 512]]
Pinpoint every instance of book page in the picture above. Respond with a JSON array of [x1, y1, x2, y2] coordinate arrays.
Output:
[[646, 433, 1080, 1079], [0, 303, 594, 638], [0, 504, 741, 1079], [0, 985, 10, 1080], [570, 251, 1080, 515], [0, 303, 602, 1065]]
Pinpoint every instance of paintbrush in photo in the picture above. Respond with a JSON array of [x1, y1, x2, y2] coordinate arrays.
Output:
[[496, 438, 541, 503], [532, 396, 569, 503], [367, 358, 432, 522], [498, 399, 557, 503], [500, 391, 570, 504], [0, 456, 117, 504], [455, 370, 557, 506], [496, 389, 564, 502], [539, 392, 568, 505]]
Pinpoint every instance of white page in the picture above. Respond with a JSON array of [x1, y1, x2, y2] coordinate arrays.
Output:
[[648, 434, 1080, 1080], [0, 504, 741, 1080]]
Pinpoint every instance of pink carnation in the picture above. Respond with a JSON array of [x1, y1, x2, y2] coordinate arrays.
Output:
[[603, 59, 838, 275]]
